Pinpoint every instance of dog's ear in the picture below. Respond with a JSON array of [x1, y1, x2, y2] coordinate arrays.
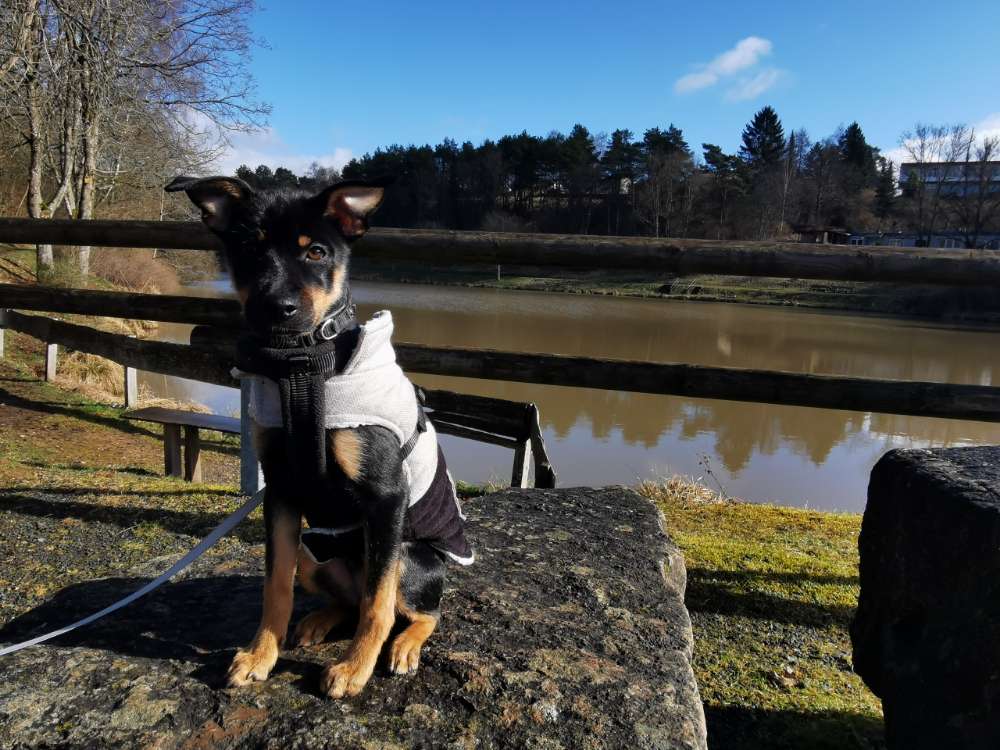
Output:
[[165, 175, 254, 233], [315, 180, 386, 239]]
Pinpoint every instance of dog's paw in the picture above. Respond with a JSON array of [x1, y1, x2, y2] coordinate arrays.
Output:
[[389, 631, 423, 675], [293, 608, 344, 648], [320, 659, 374, 699], [227, 647, 278, 687]]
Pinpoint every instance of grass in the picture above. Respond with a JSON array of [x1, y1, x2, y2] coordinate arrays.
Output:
[[0, 330, 882, 748], [638, 481, 883, 749]]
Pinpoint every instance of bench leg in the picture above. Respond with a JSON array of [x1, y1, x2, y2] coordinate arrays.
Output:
[[164, 424, 182, 478], [239, 381, 263, 495], [527, 405, 556, 489], [511, 438, 533, 488], [184, 426, 202, 483]]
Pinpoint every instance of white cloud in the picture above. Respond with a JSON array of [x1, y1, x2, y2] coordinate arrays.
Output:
[[213, 127, 354, 176], [973, 112, 1000, 142], [725, 68, 783, 101], [674, 36, 773, 94]]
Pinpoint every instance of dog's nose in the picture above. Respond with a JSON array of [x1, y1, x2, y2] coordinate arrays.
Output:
[[278, 300, 298, 319]]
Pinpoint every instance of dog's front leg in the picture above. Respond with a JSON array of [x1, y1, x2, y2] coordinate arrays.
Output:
[[228, 494, 301, 686], [321, 480, 406, 698]]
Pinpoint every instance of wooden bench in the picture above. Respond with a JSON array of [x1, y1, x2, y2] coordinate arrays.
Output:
[[420, 388, 556, 488], [123, 389, 556, 489], [123, 407, 239, 483]]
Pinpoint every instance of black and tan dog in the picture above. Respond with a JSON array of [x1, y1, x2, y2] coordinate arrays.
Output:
[[166, 175, 472, 698]]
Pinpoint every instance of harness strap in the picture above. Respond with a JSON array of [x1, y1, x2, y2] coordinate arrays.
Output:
[[235, 292, 356, 482], [400, 384, 428, 461]]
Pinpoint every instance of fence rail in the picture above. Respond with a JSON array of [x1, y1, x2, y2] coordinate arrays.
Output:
[[5, 309, 1000, 424], [2, 216, 1000, 439], [0, 283, 241, 326], [4, 217, 1000, 285]]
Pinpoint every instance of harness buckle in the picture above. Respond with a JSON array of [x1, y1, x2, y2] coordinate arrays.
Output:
[[287, 354, 311, 373]]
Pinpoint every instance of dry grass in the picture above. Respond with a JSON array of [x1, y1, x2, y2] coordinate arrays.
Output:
[[53, 352, 127, 401], [90, 247, 180, 294], [12, 246, 194, 405], [636, 474, 725, 506]]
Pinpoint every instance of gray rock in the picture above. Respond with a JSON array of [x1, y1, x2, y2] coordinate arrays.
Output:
[[851, 447, 1000, 749], [0, 487, 705, 750]]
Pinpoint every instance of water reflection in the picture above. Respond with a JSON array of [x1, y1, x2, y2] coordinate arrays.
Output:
[[142, 280, 1000, 512]]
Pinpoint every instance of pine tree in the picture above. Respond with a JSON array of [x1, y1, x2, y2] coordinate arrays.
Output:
[[703, 144, 746, 239], [602, 129, 642, 185], [838, 122, 876, 180], [874, 157, 896, 229], [235, 164, 257, 188], [739, 106, 785, 169], [643, 124, 688, 156]]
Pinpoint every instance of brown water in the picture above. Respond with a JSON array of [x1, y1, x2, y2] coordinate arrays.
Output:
[[143, 279, 1000, 512]]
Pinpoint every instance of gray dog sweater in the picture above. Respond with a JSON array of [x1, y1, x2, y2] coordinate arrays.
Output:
[[245, 310, 474, 566]]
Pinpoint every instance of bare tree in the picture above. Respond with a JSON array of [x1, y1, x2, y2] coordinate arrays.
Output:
[[776, 130, 804, 235], [1, 0, 268, 275], [947, 135, 1000, 249], [899, 123, 973, 246]]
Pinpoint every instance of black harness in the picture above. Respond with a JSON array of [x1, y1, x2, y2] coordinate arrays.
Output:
[[236, 293, 426, 483]]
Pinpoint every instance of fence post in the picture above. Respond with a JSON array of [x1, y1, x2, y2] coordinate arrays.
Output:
[[0, 309, 7, 359], [44, 343, 57, 381], [240, 380, 263, 495], [124, 365, 138, 408]]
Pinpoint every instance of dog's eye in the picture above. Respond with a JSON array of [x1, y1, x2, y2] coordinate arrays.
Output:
[[306, 244, 327, 261]]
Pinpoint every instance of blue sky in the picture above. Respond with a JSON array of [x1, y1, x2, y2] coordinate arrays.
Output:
[[219, 0, 1000, 173]]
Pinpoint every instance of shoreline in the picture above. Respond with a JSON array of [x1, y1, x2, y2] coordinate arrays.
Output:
[[350, 257, 1000, 325]]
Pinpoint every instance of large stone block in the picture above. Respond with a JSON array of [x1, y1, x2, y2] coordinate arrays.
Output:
[[0, 487, 705, 749], [852, 447, 1000, 749]]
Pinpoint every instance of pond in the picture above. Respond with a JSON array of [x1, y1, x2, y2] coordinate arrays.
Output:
[[142, 279, 1000, 512]]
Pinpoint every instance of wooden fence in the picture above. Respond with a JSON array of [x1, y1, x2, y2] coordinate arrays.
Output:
[[4, 216, 1000, 284], [2, 219, 1000, 492]]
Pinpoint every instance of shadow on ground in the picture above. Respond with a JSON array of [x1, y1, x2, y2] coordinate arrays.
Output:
[[686, 570, 854, 627], [705, 704, 884, 750], [0, 385, 159, 439], [0, 573, 329, 689], [0, 492, 263, 544]]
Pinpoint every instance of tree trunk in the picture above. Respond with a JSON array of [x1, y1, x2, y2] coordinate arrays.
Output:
[[25, 10, 52, 271], [77, 118, 98, 276], [76, 52, 100, 278]]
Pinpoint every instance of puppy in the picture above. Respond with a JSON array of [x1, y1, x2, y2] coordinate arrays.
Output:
[[166, 175, 473, 698]]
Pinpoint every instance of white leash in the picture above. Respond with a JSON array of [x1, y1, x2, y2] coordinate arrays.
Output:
[[0, 489, 265, 657]]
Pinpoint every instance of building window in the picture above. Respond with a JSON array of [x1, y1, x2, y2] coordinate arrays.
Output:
[[849, 237, 864, 246]]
